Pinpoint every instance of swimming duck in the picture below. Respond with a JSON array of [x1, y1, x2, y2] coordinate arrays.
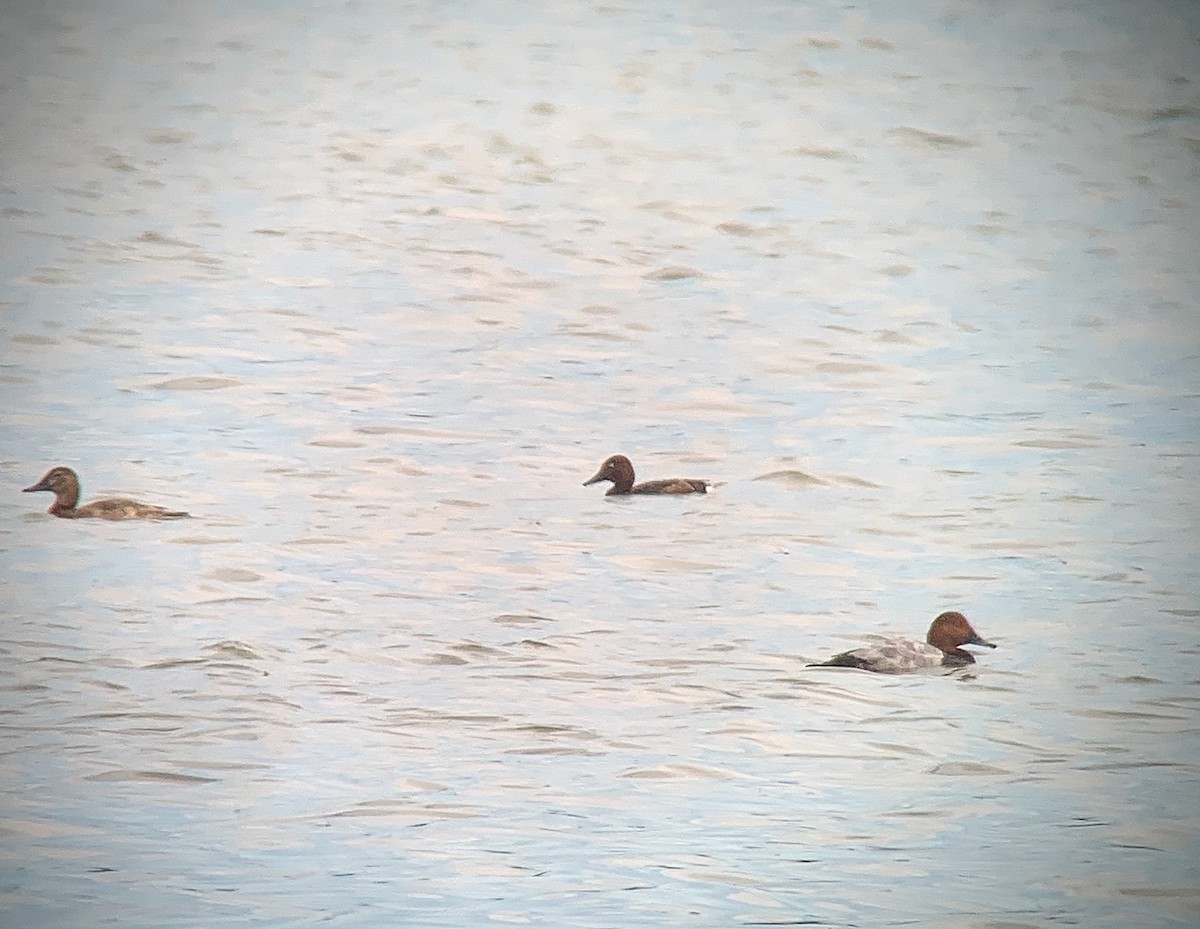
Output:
[[808, 611, 996, 673], [23, 466, 189, 520], [583, 454, 708, 496]]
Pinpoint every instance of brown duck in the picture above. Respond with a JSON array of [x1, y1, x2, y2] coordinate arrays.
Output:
[[23, 466, 189, 520], [583, 454, 708, 496]]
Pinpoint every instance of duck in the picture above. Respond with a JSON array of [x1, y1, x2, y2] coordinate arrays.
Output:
[[23, 466, 190, 520], [583, 454, 708, 496], [807, 611, 996, 673]]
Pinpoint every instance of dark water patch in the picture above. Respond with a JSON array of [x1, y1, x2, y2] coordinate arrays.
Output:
[[621, 763, 749, 781], [203, 640, 265, 661], [146, 376, 241, 391], [492, 613, 556, 626], [85, 769, 219, 784], [424, 653, 469, 666], [888, 126, 977, 149], [929, 762, 1011, 776], [193, 596, 273, 605], [1014, 435, 1102, 449], [204, 569, 262, 583], [555, 322, 636, 341], [11, 333, 58, 346], [784, 145, 855, 160], [716, 220, 792, 237], [753, 470, 830, 488], [644, 266, 705, 281], [448, 640, 507, 658]]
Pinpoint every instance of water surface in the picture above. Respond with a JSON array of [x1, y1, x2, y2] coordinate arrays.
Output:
[[2, 1, 1198, 927]]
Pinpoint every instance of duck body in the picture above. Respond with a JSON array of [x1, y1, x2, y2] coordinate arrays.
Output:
[[23, 466, 189, 520], [808, 611, 996, 673], [583, 454, 707, 496]]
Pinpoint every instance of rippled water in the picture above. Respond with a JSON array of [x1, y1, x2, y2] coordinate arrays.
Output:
[[2, 1, 1199, 927]]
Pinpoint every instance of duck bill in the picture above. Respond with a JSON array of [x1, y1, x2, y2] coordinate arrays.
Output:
[[968, 632, 997, 649], [582, 470, 606, 486], [22, 479, 51, 493]]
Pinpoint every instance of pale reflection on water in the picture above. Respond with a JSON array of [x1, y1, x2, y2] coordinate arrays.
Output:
[[2, 0, 1198, 927]]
